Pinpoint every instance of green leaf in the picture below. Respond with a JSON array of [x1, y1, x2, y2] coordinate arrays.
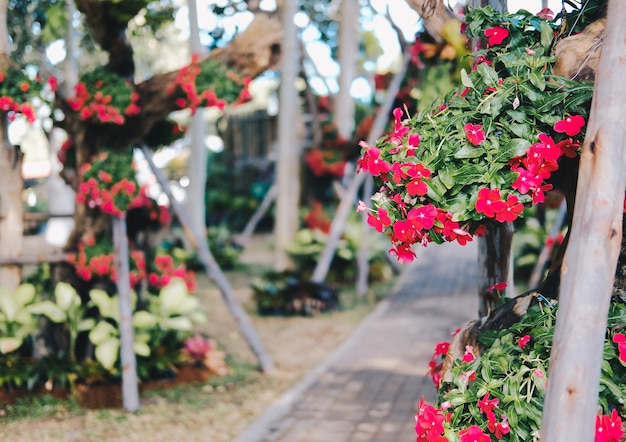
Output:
[[133, 311, 158, 329], [476, 63, 499, 87], [28, 300, 66, 323], [460, 69, 474, 89], [508, 123, 531, 138], [454, 144, 484, 159], [89, 321, 118, 345], [90, 289, 119, 321], [163, 316, 193, 331], [519, 82, 541, 102], [504, 138, 532, 158], [133, 341, 151, 357], [159, 278, 189, 316], [540, 21, 554, 50], [14, 284, 36, 308], [94, 337, 120, 371], [0, 337, 23, 354], [0, 290, 18, 321], [55, 282, 79, 311], [529, 71, 546, 92]]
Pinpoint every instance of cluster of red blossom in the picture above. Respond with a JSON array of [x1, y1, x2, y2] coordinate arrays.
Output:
[[357, 104, 587, 263], [68, 81, 139, 125], [305, 148, 346, 177], [0, 70, 50, 123], [69, 236, 147, 287], [169, 55, 227, 114], [148, 254, 196, 293], [77, 169, 141, 217], [415, 392, 510, 441], [303, 201, 332, 234], [420, 335, 624, 441]]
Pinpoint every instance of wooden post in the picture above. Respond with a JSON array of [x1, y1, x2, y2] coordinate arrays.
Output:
[[112, 215, 140, 412], [541, 2, 626, 439], [477, 223, 514, 317], [140, 145, 275, 373]]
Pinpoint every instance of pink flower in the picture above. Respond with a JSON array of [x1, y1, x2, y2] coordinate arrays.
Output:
[[464, 123, 486, 146], [408, 204, 438, 231], [537, 8, 554, 20], [393, 219, 418, 243], [484, 26, 509, 47], [415, 397, 447, 441], [356, 201, 368, 213], [612, 333, 626, 364], [554, 115, 585, 136], [459, 425, 491, 442], [518, 335, 531, 349]]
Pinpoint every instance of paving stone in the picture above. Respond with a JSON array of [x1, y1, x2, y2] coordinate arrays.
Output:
[[234, 242, 478, 442]]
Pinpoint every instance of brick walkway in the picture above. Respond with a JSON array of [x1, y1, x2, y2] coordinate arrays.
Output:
[[234, 242, 479, 442]]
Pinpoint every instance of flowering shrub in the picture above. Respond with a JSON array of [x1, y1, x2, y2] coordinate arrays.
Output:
[[358, 8, 593, 263], [67, 67, 139, 125], [167, 55, 251, 114], [69, 235, 147, 286], [76, 149, 143, 216], [418, 300, 626, 441], [0, 68, 52, 122], [148, 251, 197, 293]]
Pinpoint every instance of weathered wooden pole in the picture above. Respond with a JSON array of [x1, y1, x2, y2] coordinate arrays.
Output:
[[541, 2, 626, 439], [140, 145, 275, 373], [112, 214, 140, 412]]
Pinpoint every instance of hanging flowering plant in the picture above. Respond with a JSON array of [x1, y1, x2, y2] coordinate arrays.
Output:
[[67, 67, 139, 125], [69, 234, 147, 286], [417, 299, 626, 442], [76, 149, 143, 216], [0, 68, 53, 123], [167, 55, 251, 114], [357, 8, 593, 263]]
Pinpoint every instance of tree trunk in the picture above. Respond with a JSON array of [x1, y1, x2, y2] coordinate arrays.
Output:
[[184, 0, 207, 238], [477, 223, 514, 317], [273, 0, 301, 272], [334, 0, 359, 140], [0, 0, 22, 290], [541, 1, 626, 439]]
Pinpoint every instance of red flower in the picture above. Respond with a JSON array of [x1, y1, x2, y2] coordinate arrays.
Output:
[[357, 142, 391, 176], [556, 138, 580, 158], [484, 26, 509, 47], [433, 341, 450, 357], [388, 242, 416, 264], [408, 204, 438, 231], [612, 333, 626, 364], [495, 194, 524, 222], [415, 398, 447, 441], [393, 219, 418, 243], [494, 419, 510, 439], [464, 123, 486, 146], [367, 208, 392, 233], [554, 115, 585, 136], [596, 409, 624, 442], [407, 178, 429, 196], [462, 345, 476, 363], [487, 281, 507, 292], [512, 169, 539, 195], [475, 188, 506, 218], [478, 393, 499, 416], [518, 335, 531, 349], [19, 81, 30, 92], [459, 425, 491, 442], [48, 76, 58, 92]]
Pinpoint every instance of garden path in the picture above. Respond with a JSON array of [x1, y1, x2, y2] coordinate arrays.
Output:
[[234, 241, 479, 442]]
